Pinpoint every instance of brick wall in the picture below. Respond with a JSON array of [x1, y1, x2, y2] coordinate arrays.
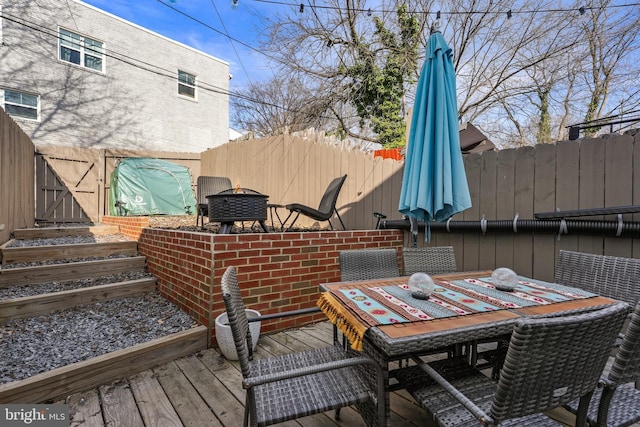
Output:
[[102, 216, 404, 347], [102, 216, 149, 241]]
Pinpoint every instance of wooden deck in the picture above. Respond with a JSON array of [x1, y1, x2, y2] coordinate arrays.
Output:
[[63, 321, 581, 427]]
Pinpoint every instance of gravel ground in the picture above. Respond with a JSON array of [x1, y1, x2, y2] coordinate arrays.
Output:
[[0, 221, 198, 385], [0, 292, 196, 384], [0, 271, 154, 300]]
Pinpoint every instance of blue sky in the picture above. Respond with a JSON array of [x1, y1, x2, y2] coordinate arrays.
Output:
[[82, 0, 282, 90]]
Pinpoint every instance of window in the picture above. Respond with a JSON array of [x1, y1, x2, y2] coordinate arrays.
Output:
[[178, 70, 196, 98], [2, 89, 39, 120], [59, 28, 104, 72]]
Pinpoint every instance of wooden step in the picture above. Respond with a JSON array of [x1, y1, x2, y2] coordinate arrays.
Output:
[[0, 325, 208, 404], [0, 278, 157, 322], [13, 225, 121, 240], [0, 241, 138, 265], [0, 256, 147, 287]]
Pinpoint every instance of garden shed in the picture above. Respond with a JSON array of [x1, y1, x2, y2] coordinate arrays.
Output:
[[109, 157, 197, 216]]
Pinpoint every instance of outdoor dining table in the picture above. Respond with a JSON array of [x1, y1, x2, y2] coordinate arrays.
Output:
[[318, 270, 619, 426]]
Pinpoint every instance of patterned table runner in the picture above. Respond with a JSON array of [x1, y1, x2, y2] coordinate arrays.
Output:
[[318, 273, 595, 351]]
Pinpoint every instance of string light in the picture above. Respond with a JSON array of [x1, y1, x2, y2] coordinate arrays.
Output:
[[507, 10, 512, 19], [231, 0, 239, 10], [299, 3, 304, 13], [251, 0, 639, 18]]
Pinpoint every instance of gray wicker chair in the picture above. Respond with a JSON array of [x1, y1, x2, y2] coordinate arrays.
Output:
[[402, 246, 457, 276], [196, 176, 232, 229], [555, 250, 640, 306], [339, 248, 400, 281], [395, 301, 629, 427], [564, 301, 640, 427], [281, 175, 347, 231], [220, 266, 385, 427]]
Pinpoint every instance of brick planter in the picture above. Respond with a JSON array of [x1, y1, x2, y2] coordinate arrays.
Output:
[[103, 216, 404, 347]]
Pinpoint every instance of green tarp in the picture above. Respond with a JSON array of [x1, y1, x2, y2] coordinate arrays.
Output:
[[109, 158, 197, 216]]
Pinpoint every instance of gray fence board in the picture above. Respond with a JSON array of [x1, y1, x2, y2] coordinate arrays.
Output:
[[604, 136, 634, 256]]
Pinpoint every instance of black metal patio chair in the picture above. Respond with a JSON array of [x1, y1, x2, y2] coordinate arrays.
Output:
[[196, 176, 232, 229], [280, 174, 347, 231], [220, 266, 385, 427], [395, 301, 629, 427]]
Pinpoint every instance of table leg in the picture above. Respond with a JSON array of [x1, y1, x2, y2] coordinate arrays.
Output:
[[267, 204, 285, 231], [219, 222, 233, 234]]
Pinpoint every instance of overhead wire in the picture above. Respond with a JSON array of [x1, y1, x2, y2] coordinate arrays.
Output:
[[209, 0, 252, 85], [6, 1, 640, 131], [0, 9, 358, 122], [251, 0, 640, 16]]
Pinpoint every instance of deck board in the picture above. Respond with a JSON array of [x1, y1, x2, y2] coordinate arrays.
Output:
[[174, 355, 246, 426], [129, 370, 182, 427], [68, 389, 103, 427], [99, 382, 144, 427], [64, 320, 604, 427], [154, 361, 223, 426]]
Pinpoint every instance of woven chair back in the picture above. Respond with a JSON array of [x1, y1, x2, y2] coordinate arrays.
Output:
[[490, 302, 629, 423], [316, 175, 347, 216], [402, 246, 457, 276], [609, 301, 640, 385], [339, 248, 399, 282], [221, 266, 253, 377], [555, 250, 640, 306]]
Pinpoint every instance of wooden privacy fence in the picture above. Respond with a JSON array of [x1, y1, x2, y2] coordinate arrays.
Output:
[[202, 130, 640, 281], [201, 132, 406, 230], [3, 111, 640, 282], [0, 109, 35, 243]]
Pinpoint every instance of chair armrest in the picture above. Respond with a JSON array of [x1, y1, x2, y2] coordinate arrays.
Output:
[[411, 355, 494, 425], [243, 356, 380, 390], [248, 307, 321, 322]]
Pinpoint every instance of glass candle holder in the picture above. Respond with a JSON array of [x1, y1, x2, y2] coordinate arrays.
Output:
[[408, 272, 435, 300], [491, 267, 519, 292]]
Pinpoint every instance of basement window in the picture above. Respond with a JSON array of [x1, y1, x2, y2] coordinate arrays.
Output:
[[2, 89, 39, 121]]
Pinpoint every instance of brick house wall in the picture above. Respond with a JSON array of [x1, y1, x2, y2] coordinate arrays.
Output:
[[103, 216, 404, 346]]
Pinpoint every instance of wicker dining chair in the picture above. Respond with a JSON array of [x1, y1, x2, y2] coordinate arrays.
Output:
[[564, 301, 640, 427], [395, 301, 629, 427], [555, 250, 640, 306], [402, 246, 457, 276], [220, 266, 385, 427], [339, 248, 400, 282]]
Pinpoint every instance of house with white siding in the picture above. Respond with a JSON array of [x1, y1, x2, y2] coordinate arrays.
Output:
[[0, 0, 230, 152]]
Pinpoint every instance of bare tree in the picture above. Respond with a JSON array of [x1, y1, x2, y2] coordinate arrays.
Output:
[[241, 0, 640, 147], [254, 0, 431, 146], [231, 76, 331, 136], [579, 0, 640, 136]]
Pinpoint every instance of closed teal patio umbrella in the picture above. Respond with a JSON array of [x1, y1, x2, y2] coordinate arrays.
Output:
[[398, 29, 471, 240]]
